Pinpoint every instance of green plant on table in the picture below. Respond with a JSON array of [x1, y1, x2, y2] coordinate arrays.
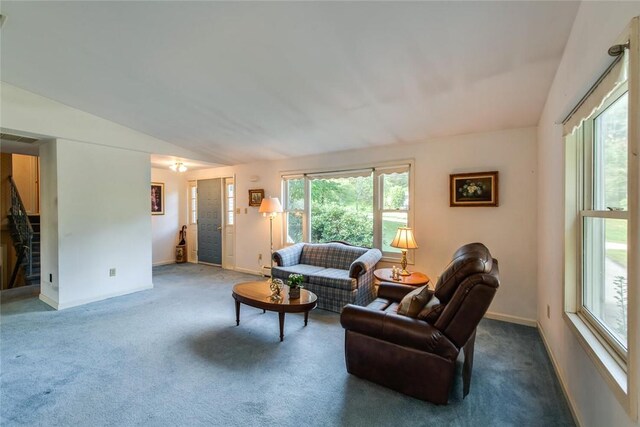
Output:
[[287, 273, 304, 289]]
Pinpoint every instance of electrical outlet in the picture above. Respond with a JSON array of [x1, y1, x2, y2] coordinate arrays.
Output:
[[547, 304, 550, 319], [258, 254, 262, 262], [109, 268, 116, 277]]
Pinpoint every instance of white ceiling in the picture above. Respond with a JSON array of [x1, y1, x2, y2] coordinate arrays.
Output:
[[0, 1, 579, 166]]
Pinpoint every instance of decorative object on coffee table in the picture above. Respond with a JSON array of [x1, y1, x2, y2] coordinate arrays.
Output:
[[449, 171, 499, 207], [390, 227, 418, 276], [269, 278, 284, 302], [287, 273, 304, 299], [233, 281, 317, 342]]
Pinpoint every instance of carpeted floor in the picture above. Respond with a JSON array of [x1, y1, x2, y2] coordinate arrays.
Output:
[[1, 264, 574, 426]]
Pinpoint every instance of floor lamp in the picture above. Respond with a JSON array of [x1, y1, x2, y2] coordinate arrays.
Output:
[[259, 197, 283, 273]]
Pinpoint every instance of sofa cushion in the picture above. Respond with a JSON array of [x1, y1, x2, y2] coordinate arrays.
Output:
[[300, 243, 368, 270], [307, 268, 357, 291], [397, 285, 433, 318], [271, 264, 326, 282]]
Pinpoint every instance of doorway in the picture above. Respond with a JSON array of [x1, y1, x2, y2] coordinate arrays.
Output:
[[197, 178, 222, 265]]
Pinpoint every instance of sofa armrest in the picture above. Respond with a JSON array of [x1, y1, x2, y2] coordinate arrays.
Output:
[[349, 248, 382, 278], [272, 243, 304, 267], [377, 283, 416, 302], [340, 305, 458, 361]]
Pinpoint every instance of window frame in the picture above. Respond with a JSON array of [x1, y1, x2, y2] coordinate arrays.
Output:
[[281, 162, 414, 262], [563, 20, 639, 418], [576, 83, 629, 362]]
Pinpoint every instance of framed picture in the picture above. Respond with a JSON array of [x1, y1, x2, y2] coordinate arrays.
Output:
[[450, 171, 499, 207], [249, 189, 265, 207], [151, 182, 165, 215]]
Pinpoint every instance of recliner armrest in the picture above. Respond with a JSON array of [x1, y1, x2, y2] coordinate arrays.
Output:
[[377, 283, 416, 302], [340, 305, 458, 361]]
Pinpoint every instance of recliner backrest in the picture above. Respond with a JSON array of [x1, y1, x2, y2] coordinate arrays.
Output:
[[434, 243, 494, 305], [434, 260, 499, 348]]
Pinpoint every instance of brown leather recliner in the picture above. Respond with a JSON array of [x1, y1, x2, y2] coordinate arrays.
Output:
[[340, 242, 499, 404]]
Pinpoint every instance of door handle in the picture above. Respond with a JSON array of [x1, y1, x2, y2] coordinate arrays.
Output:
[[217, 226, 222, 231]]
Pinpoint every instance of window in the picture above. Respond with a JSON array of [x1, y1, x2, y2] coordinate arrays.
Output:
[[226, 180, 235, 226], [377, 168, 410, 257], [282, 164, 412, 261], [579, 86, 629, 359], [189, 181, 197, 225], [564, 38, 638, 407], [283, 176, 305, 244]]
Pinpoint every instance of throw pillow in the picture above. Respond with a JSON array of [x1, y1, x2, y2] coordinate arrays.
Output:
[[397, 285, 433, 318]]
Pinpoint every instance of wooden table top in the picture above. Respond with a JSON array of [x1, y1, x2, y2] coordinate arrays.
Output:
[[373, 268, 431, 287], [232, 281, 317, 313]]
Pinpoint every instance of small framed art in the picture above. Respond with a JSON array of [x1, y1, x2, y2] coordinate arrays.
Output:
[[450, 171, 499, 207], [151, 182, 165, 215], [249, 189, 265, 207]]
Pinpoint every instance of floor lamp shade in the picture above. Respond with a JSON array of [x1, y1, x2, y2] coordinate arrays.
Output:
[[259, 197, 283, 216], [259, 197, 283, 272]]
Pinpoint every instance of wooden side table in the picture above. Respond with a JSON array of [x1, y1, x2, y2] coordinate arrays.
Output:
[[373, 268, 431, 287]]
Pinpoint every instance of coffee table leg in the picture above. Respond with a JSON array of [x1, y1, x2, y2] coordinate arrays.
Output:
[[235, 300, 240, 326], [304, 310, 309, 326], [279, 312, 285, 342]]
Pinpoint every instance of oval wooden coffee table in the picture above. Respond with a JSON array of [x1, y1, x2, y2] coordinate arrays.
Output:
[[232, 281, 318, 342]]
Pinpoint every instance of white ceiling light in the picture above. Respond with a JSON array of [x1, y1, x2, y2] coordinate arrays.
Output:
[[169, 162, 187, 173]]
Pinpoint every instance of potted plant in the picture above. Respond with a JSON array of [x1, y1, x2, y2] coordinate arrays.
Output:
[[287, 273, 304, 299]]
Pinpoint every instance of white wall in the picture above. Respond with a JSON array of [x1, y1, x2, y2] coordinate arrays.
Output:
[[54, 139, 152, 308], [188, 126, 538, 323], [537, 3, 640, 427], [0, 82, 209, 162], [38, 140, 58, 305], [1, 84, 165, 309], [151, 168, 187, 265]]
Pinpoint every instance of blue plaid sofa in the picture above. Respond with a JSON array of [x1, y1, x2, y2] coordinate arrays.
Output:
[[272, 242, 382, 313]]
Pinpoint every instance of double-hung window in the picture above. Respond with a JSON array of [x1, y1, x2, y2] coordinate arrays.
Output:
[[281, 163, 412, 262], [578, 83, 629, 359], [564, 30, 639, 411], [283, 176, 305, 244]]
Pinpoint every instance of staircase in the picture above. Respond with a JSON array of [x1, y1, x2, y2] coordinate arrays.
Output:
[[7, 177, 41, 288]]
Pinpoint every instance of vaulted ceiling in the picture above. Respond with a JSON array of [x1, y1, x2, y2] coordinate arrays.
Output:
[[0, 1, 579, 165]]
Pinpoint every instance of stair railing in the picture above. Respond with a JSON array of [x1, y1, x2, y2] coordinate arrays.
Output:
[[8, 176, 33, 278]]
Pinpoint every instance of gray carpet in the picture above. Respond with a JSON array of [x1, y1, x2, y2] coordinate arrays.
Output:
[[1, 264, 574, 426]]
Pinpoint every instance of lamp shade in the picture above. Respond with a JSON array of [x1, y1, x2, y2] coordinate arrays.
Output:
[[390, 227, 418, 249], [259, 197, 283, 214]]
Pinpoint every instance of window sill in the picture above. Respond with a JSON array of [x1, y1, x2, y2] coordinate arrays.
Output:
[[563, 312, 629, 409]]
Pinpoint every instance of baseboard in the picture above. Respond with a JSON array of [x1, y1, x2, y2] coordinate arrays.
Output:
[[152, 260, 175, 267], [537, 322, 583, 427], [56, 284, 154, 310], [234, 266, 263, 276], [484, 311, 536, 327], [39, 292, 59, 309]]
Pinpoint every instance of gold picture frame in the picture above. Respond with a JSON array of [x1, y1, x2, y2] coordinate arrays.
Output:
[[249, 189, 264, 207], [450, 171, 499, 207]]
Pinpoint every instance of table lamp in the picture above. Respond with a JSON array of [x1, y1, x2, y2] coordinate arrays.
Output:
[[259, 197, 283, 270], [390, 227, 418, 276]]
